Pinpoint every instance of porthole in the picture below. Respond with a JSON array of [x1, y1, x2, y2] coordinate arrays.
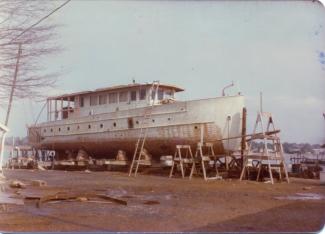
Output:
[[88, 125, 91, 129], [168, 117, 171, 121], [67, 126, 70, 131], [194, 126, 198, 130], [113, 122, 116, 127], [135, 120, 139, 125], [152, 119, 155, 123], [58, 128, 61, 132], [100, 124, 103, 128]]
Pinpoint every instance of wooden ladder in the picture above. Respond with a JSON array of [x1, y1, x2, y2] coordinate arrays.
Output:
[[128, 81, 160, 177], [240, 111, 290, 184]]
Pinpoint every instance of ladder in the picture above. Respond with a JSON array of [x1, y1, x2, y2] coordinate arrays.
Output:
[[240, 111, 290, 184], [128, 81, 160, 177]]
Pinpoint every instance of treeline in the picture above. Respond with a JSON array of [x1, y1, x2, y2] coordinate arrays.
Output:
[[5, 136, 28, 146], [250, 141, 325, 154], [282, 142, 324, 154]]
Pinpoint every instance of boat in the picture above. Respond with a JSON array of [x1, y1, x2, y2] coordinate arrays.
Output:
[[7, 145, 37, 169], [27, 81, 245, 160]]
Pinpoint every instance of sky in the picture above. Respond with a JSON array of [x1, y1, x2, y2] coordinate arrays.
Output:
[[2, 0, 325, 144]]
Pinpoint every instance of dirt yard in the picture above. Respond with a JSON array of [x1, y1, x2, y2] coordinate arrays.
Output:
[[0, 169, 324, 232]]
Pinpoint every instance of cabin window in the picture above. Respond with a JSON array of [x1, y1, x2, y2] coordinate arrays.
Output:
[[88, 124, 91, 129], [130, 90, 137, 101], [55, 111, 59, 120], [140, 88, 146, 100], [58, 128, 61, 132], [90, 96, 98, 106], [99, 94, 107, 105], [67, 127, 70, 131], [50, 128, 53, 132], [109, 93, 117, 104], [113, 122, 116, 127], [158, 88, 164, 100], [80, 96, 84, 107], [165, 90, 174, 99], [119, 91, 128, 102], [128, 118, 134, 129], [100, 123, 103, 128], [77, 125, 80, 130]]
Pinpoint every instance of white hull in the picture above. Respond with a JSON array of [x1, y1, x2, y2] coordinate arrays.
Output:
[[28, 95, 245, 159]]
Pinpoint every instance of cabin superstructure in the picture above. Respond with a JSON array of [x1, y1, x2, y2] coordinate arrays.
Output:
[[46, 83, 183, 122]]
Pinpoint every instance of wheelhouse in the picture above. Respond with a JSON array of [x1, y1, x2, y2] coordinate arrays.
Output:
[[46, 83, 184, 121]]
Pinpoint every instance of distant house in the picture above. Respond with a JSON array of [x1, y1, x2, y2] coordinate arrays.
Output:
[[287, 148, 301, 154], [313, 148, 325, 156]]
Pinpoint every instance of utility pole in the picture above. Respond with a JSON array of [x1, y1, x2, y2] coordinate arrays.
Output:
[[5, 43, 22, 126]]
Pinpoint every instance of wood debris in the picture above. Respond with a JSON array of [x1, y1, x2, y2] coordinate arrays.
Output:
[[96, 194, 127, 205], [30, 180, 47, 187], [9, 180, 26, 189]]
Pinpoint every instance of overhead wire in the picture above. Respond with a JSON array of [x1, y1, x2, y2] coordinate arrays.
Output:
[[0, 0, 72, 47]]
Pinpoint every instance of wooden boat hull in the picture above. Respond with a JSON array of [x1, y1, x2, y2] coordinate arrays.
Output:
[[28, 96, 245, 160]]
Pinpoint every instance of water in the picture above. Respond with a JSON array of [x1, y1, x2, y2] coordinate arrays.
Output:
[[275, 193, 324, 201], [284, 153, 324, 165]]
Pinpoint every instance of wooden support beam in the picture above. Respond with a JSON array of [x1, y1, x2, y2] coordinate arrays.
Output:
[[200, 124, 204, 145], [217, 129, 280, 142], [241, 107, 247, 169]]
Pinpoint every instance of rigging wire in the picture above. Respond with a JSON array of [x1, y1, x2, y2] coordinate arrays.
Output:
[[34, 101, 47, 125]]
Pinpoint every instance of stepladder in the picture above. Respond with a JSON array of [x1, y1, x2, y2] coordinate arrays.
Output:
[[169, 145, 195, 178], [190, 142, 221, 180], [240, 111, 290, 184], [128, 81, 160, 177]]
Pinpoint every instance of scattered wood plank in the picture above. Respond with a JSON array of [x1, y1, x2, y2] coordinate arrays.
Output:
[[37, 193, 75, 207], [30, 180, 47, 187], [96, 194, 127, 206], [37, 165, 46, 171], [9, 180, 26, 189]]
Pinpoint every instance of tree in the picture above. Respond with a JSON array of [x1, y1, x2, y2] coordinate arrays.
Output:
[[0, 1, 70, 177], [0, 1, 65, 125]]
